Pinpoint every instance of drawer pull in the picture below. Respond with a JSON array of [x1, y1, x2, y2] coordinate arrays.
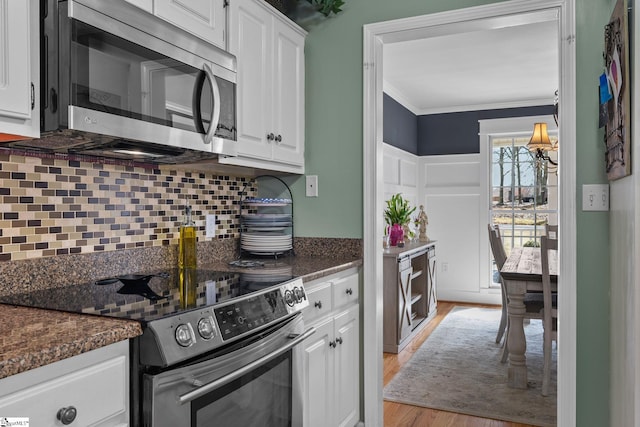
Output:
[[336, 337, 343, 345], [57, 406, 77, 425], [345, 288, 353, 295], [314, 301, 322, 309], [329, 340, 336, 348]]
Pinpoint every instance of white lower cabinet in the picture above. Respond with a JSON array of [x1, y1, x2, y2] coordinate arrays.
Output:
[[301, 269, 360, 427], [0, 341, 130, 427]]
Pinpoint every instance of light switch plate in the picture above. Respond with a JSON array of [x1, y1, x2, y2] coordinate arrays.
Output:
[[582, 184, 609, 211], [306, 175, 318, 197]]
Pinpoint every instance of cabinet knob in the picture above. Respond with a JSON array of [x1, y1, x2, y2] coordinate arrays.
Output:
[[336, 337, 343, 345], [57, 406, 77, 425], [345, 288, 353, 295], [275, 134, 282, 143], [329, 340, 336, 348], [314, 301, 322, 309], [267, 133, 275, 141]]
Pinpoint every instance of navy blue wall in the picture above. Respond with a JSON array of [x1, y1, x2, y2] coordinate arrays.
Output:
[[383, 92, 554, 155], [383, 93, 418, 155], [417, 105, 555, 155]]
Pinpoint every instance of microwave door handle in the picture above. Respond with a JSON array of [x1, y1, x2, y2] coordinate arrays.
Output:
[[177, 326, 316, 405], [192, 64, 221, 145]]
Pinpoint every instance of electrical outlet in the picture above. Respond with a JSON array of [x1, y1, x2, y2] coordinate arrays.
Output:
[[205, 214, 216, 238], [306, 175, 318, 197], [441, 262, 448, 273], [582, 184, 609, 211]]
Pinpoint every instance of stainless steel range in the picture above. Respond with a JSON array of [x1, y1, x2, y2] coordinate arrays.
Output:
[[0, 269, 312, 427]]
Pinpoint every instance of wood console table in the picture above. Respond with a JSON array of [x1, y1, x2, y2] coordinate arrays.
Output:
[[383, 241, 437, 353]]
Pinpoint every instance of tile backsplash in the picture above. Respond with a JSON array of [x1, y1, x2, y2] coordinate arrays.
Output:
[[0, 152, 255, 262]]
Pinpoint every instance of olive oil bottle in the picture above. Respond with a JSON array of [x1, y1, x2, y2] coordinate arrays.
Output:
[[179, 205, 197, 308]]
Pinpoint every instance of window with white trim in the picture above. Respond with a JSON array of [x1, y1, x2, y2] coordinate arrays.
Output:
[[489, 134, 558, 287]]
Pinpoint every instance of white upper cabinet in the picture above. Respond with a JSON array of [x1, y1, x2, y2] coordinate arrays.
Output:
[[125, 0, 227, 49], [155, 0, 227, 49], [221, 0, 306, 174], [124, 0, 153, 13], [0, 0, 39, 139]]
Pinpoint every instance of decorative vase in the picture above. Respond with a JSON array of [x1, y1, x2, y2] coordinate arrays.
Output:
[[388, 224, 404, 246]]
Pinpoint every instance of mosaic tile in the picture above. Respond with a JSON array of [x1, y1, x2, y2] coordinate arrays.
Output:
[[0, 154, 256, 262]]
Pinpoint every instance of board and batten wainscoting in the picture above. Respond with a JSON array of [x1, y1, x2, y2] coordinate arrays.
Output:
[[383, 142, 501, 305]]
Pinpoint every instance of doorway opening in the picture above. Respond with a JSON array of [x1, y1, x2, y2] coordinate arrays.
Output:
[[363, 2, 576, 426]]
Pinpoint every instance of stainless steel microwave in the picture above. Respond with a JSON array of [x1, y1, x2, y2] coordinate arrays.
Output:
[[33, 0, 237, 163]]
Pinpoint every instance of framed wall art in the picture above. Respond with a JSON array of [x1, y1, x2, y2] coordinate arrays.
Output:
[[603, 0, 631, 180]]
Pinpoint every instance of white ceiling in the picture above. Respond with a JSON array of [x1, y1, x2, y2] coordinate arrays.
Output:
[[383, 20, 559, 115]]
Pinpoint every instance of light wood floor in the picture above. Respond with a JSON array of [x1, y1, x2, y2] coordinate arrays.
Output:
[[383, 301, 535, 427]]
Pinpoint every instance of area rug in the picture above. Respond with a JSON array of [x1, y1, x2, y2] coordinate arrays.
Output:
[[383, 306, 557, 426]]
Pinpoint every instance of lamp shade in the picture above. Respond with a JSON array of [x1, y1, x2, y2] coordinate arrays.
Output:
[[527, 122, 554, 152]]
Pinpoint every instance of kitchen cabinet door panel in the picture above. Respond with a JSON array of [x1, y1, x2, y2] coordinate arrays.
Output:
[[301, 268, 361, 427], [272, 24, 305, 166], [334, 305, 360, 427], [0, 0, 39, 138], [155, 0, 226, 49], [0, 341, 129, 427], [124, 0, 153, 13], [222, 0, 306, 174], [231, 1, 273, 160], [301, 318, 334, 427]]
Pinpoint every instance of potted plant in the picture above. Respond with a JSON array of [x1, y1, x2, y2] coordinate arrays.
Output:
[[277, 0, 346, 28], [304, 0, 345, 16], [384, 194, 416, 246]]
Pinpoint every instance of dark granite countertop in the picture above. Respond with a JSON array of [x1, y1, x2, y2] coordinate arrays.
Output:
[[0, 306, 142, 379], [0, 255, 361, 380]]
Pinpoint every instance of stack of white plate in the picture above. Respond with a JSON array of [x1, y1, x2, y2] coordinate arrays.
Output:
[[241, 213, 292, 231], [241, 231, 293, 255]]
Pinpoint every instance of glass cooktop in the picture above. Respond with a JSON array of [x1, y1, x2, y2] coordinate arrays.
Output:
[[0, 269, 294, 324]]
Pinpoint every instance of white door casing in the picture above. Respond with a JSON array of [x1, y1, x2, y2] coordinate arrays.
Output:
[[362, 1, 576, 426]]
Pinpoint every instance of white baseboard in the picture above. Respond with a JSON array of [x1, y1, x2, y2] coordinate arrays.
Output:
[[437, 290, 502, 306]]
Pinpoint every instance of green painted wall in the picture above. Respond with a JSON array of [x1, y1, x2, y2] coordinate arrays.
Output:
[[286, 0, 612, 424], [574, 2, 612, 427]]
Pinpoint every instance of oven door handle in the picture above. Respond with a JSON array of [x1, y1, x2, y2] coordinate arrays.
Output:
[[177, 326, 316, 405]]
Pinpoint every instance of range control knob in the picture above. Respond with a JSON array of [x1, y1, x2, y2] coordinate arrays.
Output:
[[197, 317, 216, 340], [284, 289, 295, 307], [293, 287, 306, 303], [175, 324, 194, 347]]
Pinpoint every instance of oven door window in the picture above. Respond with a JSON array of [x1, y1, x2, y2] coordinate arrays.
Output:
[[191, 351, 293, 427], [69, 19, 235, 140]]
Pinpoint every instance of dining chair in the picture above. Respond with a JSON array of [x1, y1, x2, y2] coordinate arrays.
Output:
[[488, 224, 508, 346], [487, 224, 544, 363], [545, 224, 558, 240], [540, 235, 558, 396]]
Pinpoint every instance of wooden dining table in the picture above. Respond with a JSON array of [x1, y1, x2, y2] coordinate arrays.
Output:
[[500, 246, 558, 389]]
